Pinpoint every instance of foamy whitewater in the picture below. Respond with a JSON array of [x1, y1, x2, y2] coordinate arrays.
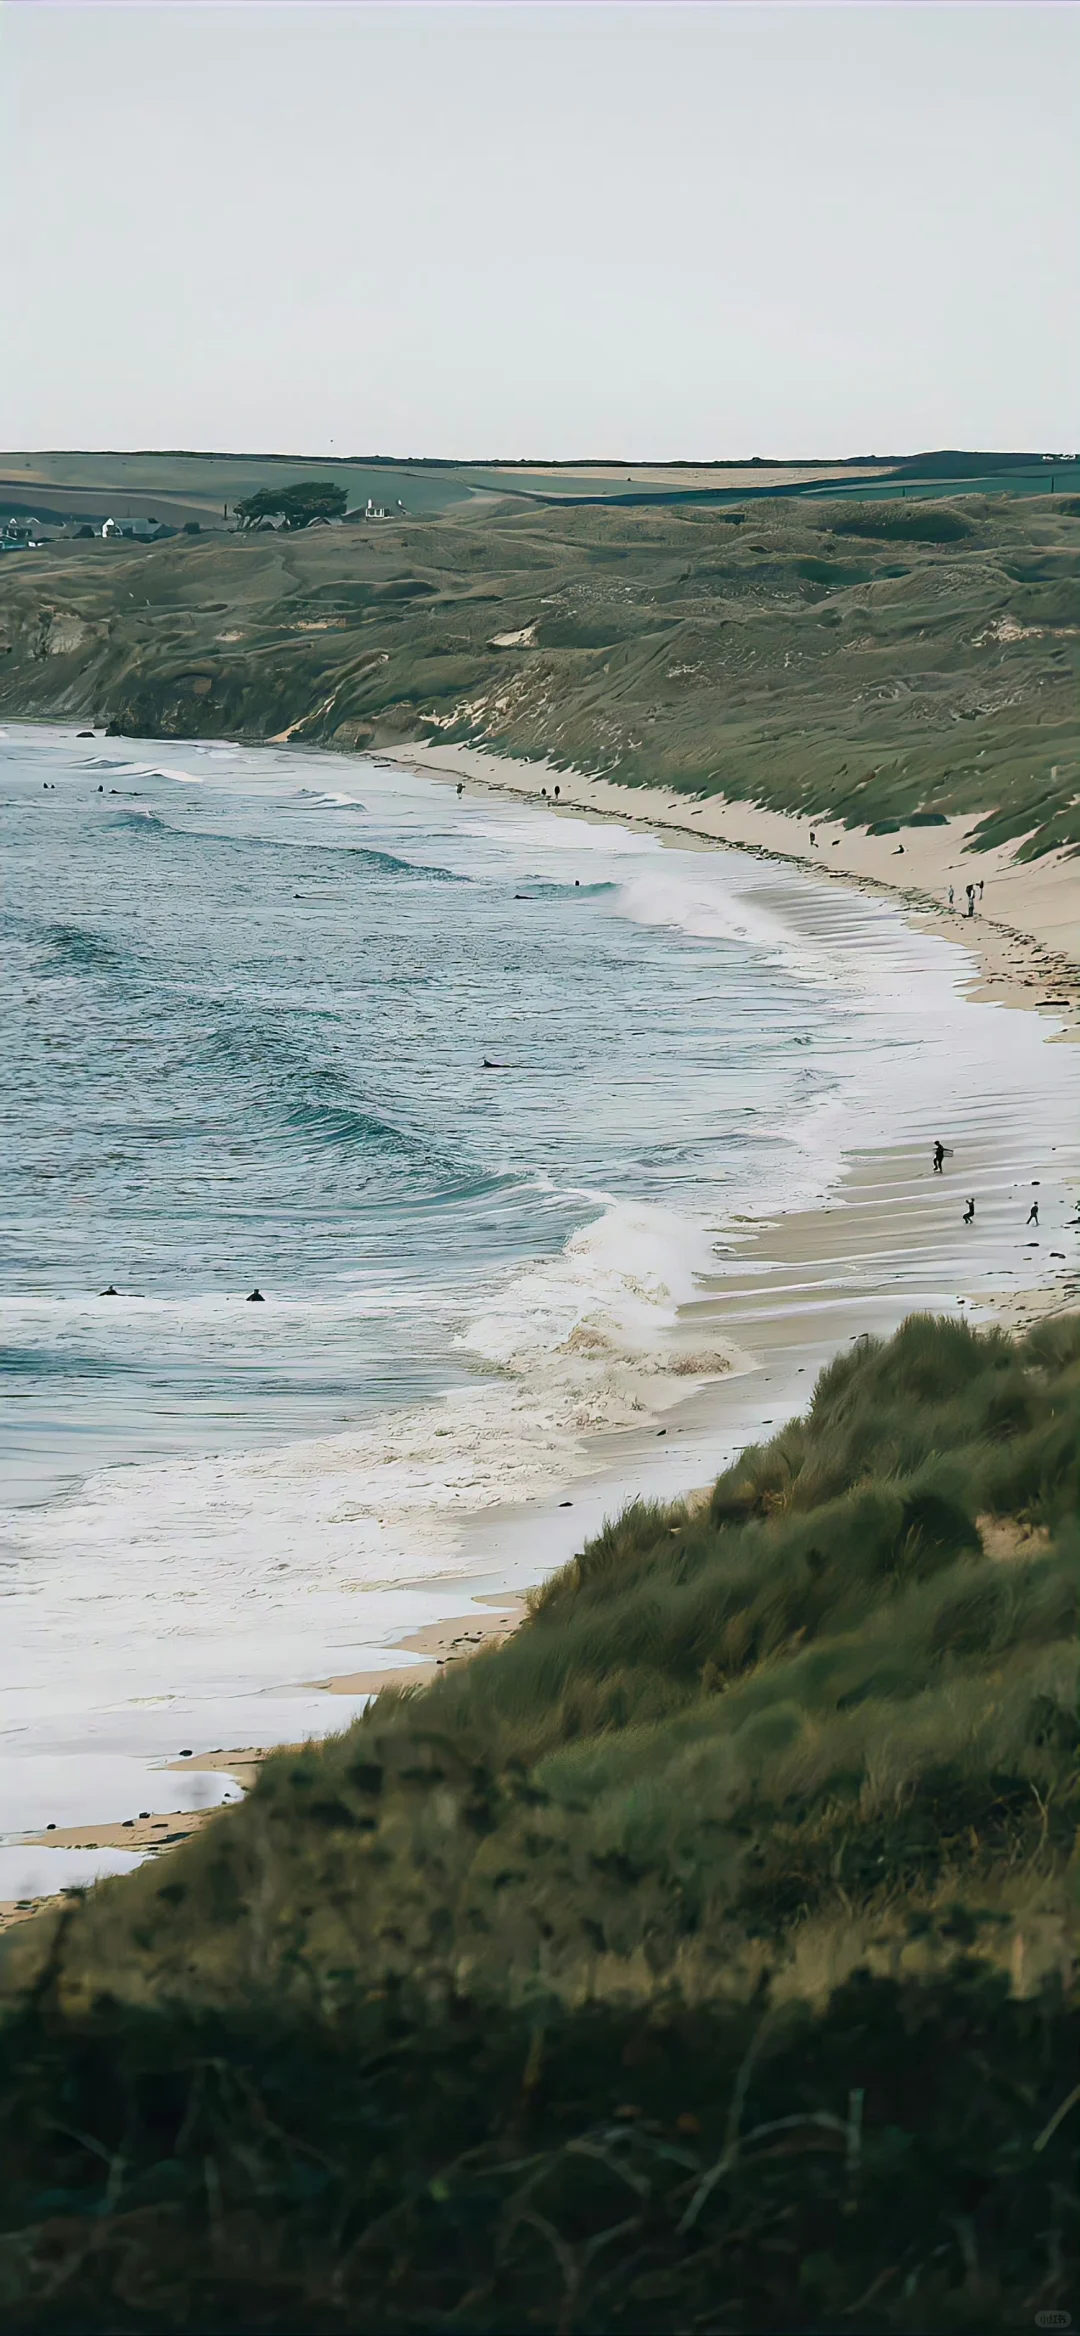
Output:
[[2, 722, 1077, 1861]]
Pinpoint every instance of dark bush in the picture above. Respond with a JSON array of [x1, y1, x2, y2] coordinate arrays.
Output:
[[830, 505, 974, 544]]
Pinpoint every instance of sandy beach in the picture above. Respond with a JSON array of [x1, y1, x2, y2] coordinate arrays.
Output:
[[4, 742, 1078, 1938], [376, 740, 1080, 1021]]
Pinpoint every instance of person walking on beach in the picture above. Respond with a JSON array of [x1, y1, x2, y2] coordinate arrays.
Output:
[[933, 1140, 946, 1173], [947, 885, 954, 908], [1027, 1200, 1039, 1227], [963, 1198, 975, 1225], [965, 884, 976, 917]]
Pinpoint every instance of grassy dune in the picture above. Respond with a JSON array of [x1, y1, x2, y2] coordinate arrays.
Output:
[[2, 490, 1078, 854], [2, 1314, 1077, 2330]]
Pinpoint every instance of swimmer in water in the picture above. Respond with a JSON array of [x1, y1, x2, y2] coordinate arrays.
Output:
[[247, 1287, 265, 1303], [100, 1285, 118, 1297]]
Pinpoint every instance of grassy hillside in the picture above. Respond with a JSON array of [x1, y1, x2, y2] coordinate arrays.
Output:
[[2, 1314, 1077, 2330], [2, 447, 1074, 522], [0, 450, 484, 527], [2, 490, 1078, 857]]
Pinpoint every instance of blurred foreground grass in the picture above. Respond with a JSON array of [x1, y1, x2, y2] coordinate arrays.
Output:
[[2, 1312, 1078, 2330]]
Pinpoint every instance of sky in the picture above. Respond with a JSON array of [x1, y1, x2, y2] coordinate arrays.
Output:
[[0, 2, 1076, 461]]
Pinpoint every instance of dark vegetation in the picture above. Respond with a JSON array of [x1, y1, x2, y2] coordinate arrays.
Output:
[[1, 1974, 1076, 2333], [1, 487, 1078, 854], [2, 1313, 1078, 2330], [234, 481, 348, 530]]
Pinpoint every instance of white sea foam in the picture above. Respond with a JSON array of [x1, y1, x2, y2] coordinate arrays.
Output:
[[611, 864, 795, 956], [608, 855, 923, 1003], [461, 1198, 715, 1374], [1, 1202, 726, 1599], [6, 729, 1079, 1842], [0, 1199, 733, 1824], [0, 1846, 148, 1900]]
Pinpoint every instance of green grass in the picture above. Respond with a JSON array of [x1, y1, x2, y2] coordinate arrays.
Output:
[[1, 1313, 1077, 2329], [1, 488, 1078, 855], [0, 1972, 1076, 2333]]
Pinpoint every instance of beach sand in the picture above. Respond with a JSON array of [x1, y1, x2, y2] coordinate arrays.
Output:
[[376, 741, 1080, 1021], [5, 746, 1077, 1931]]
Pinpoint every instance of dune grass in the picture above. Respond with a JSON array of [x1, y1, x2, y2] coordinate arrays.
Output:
[[0, 1312, 1077, 2328], [0, 1969, 1076, 2333], [2, 489, 1078, 855]]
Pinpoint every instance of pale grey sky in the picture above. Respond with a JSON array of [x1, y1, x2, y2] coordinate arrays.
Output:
[[1, 3, 1076, 459]]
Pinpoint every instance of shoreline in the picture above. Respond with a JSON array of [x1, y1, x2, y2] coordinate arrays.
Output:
[[373, 739, 1080, 1026], [7, 1117, 1077, 1935], [0, 1600, 526, 1934], [3, 732, 1078, 1935]]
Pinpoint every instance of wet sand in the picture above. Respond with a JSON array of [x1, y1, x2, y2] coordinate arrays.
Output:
[[0, 1602, 526, 1933]]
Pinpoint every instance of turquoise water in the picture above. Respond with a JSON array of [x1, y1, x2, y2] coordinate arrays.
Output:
[[2, 720, 1077, 1844]]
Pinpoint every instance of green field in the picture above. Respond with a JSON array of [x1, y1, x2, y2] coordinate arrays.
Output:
[[2, 446, 1076, 531], [2, 1314, 1077, 2331], [2, 482, 1078, 856], [0, 448, 482, 529]]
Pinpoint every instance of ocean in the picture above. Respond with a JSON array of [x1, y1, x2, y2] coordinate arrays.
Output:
[[2, 720, 1077, 1865]]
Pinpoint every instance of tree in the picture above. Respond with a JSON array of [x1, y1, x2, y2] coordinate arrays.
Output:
[[235, 480, 348, 530]]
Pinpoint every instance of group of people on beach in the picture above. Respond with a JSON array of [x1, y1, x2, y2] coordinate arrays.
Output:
[[934, 1143, 1044, 1230], [958, 1194, 1039, 1227], [945, 881, 984, 916]]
